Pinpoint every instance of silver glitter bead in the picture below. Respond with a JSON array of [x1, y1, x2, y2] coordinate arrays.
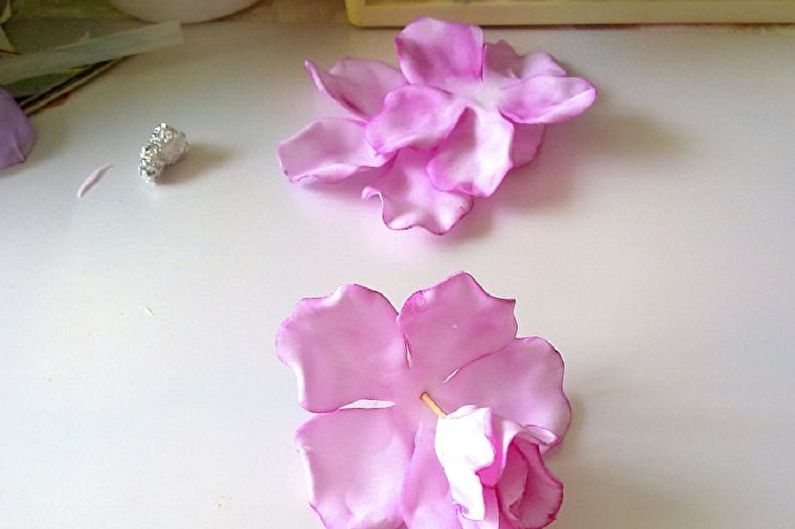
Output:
[[138, 123, 189, 182]]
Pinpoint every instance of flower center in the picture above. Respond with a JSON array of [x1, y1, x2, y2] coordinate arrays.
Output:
[[420, 392, 447, 417], [458, 80, 503, 111]]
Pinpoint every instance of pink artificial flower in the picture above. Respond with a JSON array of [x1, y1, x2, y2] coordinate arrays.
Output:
[[435, 406, 564, 529], [278, 18, 596, 235], [276, 272, 571, 529]]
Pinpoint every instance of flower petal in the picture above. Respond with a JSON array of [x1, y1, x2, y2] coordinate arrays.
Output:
[[362, 149, 474, 235], [458, 489, 500, 529], [0, 89, 36, 170], [427, 107, 514, 197], [306, 58, 406, 118], [396, 17, 483, 90], [498, 440, 564, 529], [436, 407, 562, 529], [366, 85, 465, 153], [499, 75, 597, 124], [483, 41, 566, 86], [510, 124, 546, 167], [399, 273, 517, 385], [434, 406, 499, 521], [296, 408, 415, 529], [276, 283, 409, 412], [433, 337, 571, 448], [402, 422, 463, 529], [278, 118, 390, 183]]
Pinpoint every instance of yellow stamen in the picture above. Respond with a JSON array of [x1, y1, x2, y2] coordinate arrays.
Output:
[[420, 392, 447, 417]]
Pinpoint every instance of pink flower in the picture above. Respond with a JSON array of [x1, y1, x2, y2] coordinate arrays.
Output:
[[435, 406, 564, 529], [276, 272, 571, 529], [278, 18, 596, 235]]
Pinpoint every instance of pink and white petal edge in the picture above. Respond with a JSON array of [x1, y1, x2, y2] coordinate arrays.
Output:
[[433, 337, 572, 449], [296, 408, 415, 529], [395, 17, 484, 90], [276, 283, 409, 413], [362, 149, 474, 235], [305, 58, 406, 118], [278, 118, 390, 183], [399, 272, 518, 386], [427, 108, 515, 197]]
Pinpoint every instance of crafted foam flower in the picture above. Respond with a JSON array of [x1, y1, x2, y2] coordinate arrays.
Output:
[[0, 89, 36, 170], [276, 272, 571, 529], [278, 17, 596, 234]]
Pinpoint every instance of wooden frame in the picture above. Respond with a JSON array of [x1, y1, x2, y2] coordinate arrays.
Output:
[[345, 0, 795, 26]]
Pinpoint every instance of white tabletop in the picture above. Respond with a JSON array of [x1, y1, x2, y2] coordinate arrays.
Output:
[[1, 21, 794, 529]]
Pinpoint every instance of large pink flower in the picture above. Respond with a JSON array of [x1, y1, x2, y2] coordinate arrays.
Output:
[[278, 18, 596, 235], [276, 273, 571, 529]]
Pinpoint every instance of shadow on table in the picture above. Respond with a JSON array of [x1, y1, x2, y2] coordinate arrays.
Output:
[[439, 104, 685, 242], [159, 142, 232, 185], [550, 396, 715, 529], [283, 99, 685, 242]]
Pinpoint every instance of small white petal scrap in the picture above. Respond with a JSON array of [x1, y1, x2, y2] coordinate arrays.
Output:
[[76, 163, 112, 198]]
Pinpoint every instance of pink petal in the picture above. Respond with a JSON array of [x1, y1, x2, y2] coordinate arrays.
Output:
[[427, 107, 514, 197], [433, 337, 571, 448], [498, 440, 564, 529], [401, 422, 463, 529], [366, 85, 465, 153], [362, 149, 474, 235], [483, 41, 566, 86], [434, 406, 501, 521], [510, 124, 546, 167], [458, 489, 500, 529], [276, 284, 409, 412], [499, 75, 597, 124], [296, 407, 415, 529], [436, 407, 562, 529], [396, 17, 484, 90], [306, 58, 406, 118], [277, 118, 390, 183], [0, 89, 36, 170], [399, 273, 517, 385]]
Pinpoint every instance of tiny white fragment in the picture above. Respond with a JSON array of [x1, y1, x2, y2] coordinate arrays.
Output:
[[144, 306, 155, 316], [77, 163, 112, 198]]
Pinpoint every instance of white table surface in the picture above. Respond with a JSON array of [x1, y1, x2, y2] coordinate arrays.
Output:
[[2, 21, 794, 529]]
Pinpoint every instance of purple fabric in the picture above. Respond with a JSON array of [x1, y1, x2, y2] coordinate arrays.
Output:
[[0, 89, 35, 170]]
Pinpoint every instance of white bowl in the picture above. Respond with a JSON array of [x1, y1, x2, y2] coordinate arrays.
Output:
[[109, 0, 261, 23]]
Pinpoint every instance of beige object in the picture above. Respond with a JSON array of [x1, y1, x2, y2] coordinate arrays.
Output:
[[109, 0, 261, 23], [345, 0, 795, 26]]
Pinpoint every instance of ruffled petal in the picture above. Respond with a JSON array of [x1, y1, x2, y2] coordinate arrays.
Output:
[[399, 273, 517, 385], [366, 85, 465, 153], [498, 440, 564, 529], [296, 408, 415, 529], [396, 17, 484, 90], [427, 107, 514, 197], [433, 337, 571, 448], [483, 41, 566, 86], [0, 89, 36, 170], [458, 489, 500, 529], [510, 124, 546, 167], [362, 149, 474, 235], [306, 58, 406, 118], [434, 406, 499, 521], [402, 422, 463, 529], [499, 76, 597, 124], [277, 118, 390, 183], [435, 407, 562, 529], [276, 283, 409, 412]]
